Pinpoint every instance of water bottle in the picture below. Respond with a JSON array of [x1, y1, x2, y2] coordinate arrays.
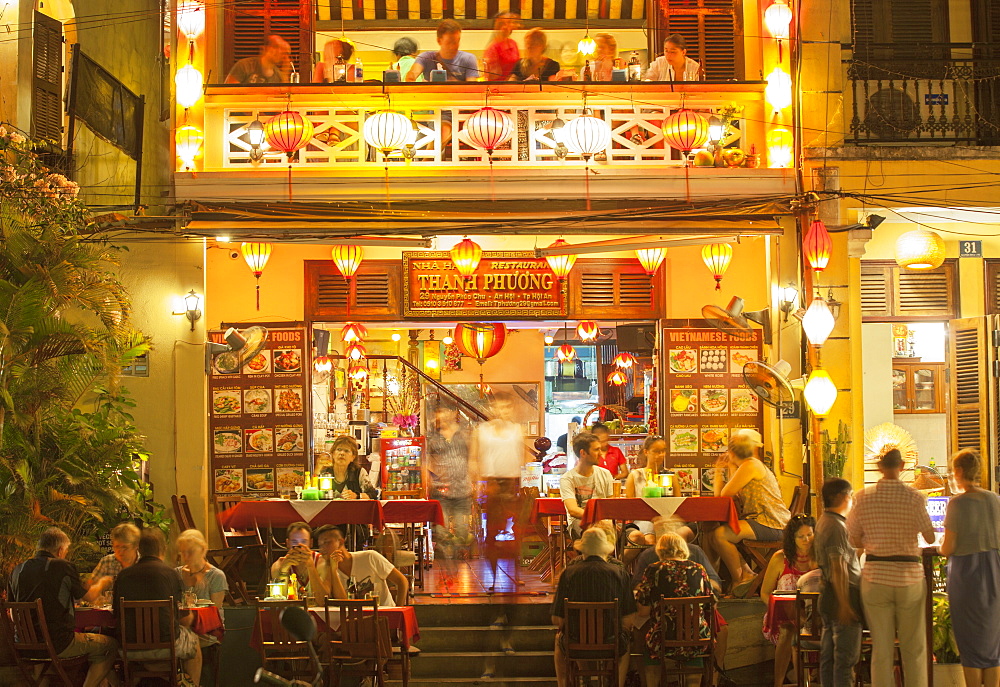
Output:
[[628, 51, 641, 81], [354, 57, 364, 82]]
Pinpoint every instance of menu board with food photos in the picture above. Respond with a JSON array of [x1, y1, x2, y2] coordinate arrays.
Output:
[[208, 326, 309, 497], [662, 321, 765, 483]]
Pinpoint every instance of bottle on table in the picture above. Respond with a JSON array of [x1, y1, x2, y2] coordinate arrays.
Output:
[[583, 60, 593, 81], [627, 51, 641, 81], [333, 55, 347, 82], [355, 57, 364, 82]]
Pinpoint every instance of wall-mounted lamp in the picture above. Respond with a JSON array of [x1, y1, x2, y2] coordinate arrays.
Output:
[[247, 119, 266, 162], [825, 288, 842, 321], [173, 289, 202, 331], [779, 284, 799, 321]]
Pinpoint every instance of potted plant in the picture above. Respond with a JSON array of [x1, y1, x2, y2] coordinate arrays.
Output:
[[932, 592, 963, 686]]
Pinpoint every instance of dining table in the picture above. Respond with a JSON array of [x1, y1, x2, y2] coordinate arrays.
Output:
[[528, 497, 570, 582], [74, 604, 225, 642], [580, 496, 741, 532]]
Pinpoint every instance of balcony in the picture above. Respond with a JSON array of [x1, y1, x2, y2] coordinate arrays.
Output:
[[846, 44, 1000, 145], [175, 82, 795, 203]]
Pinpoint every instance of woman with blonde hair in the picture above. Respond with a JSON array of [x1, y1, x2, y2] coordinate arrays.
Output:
[[312, 38, 356, 82], [581, 33, 617, 81], [483, 12, 520, 81], [175, 529, 227, 610], [510, 28, 560, 81]]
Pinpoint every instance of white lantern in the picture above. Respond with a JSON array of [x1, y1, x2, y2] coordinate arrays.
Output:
[[804, 369, 838, 415], [177, 0, 206, 40], [765, 68, 792, 111], [463, 107, 514, 155], [175, 65, 204, 109], [363, 110, 412, 157], [801, 296, 835, 346], [764, 0, 793, 40], [563, 112, 611, 159], [895, 229, 946, 271]]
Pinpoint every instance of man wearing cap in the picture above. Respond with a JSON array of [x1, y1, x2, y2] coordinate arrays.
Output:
[[552, 527, 636, 687], [846, 449, 935, 687]]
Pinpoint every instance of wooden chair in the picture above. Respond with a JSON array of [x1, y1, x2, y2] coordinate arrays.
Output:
[[653, 596, 715, 687], [737, 483, 810, 596], [325, 598, 392, 687], [383, 490, 428, 591], [564, 599, 620, 687], [214, 495, 268, 603], [856, 631, 904, 687], [1, 599, 89, 687], [254, 598, 314, 682], [118, 598, 180, 686], [794, 591, 822, 687]]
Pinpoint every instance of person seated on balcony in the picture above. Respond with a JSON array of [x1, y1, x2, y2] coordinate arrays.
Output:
[[644, 33, 703, 82], [316, 524, 410, 606], [510, 28, 561, 82], [391, 37, 420, 80], [313, 38, 357, 83], [225, 35, 292, 84], [483, 12, 521, 81], [407, 19, 479, 82], [579, 33, 617, 81]]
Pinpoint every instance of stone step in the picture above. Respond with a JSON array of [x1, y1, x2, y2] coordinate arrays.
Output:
[[416, 626, 556, 653], [410, 651, 556, 679], [412, 602, 553, 628]]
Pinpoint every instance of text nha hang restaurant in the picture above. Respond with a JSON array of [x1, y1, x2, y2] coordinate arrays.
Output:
[[201, 218, 803, 501]]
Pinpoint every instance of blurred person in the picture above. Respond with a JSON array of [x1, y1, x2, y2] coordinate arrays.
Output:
[[711, 435, 790, 594], [426, 401, 474, 569], [761, 514, 818, 687], [226, 35, 292, 84], [552, 527, 637, 687], [624, 435, 666, 545], [114, 528, 202, 684], [7, 527, 119, 687], [319, 435, 378, 500], [592, 423, 628, 478], [560, 431, 614, 539], [580, 33, 617, 81], [634, 531, 714, 687], [847, 448, 935, 687], [175, 529, 226, 610], [644, 33, 703, 81], [269, 521, 329, 598], [511, 28, 560, 81], [391, 37, 419, 78], [313, 38, 356, 82], [941, 449, 1000, 687], [407, 20, 478, 82], [814, 478, 861, 687], [483, 12, 520, 81], [316, 524, 409, 607], [91, 521, 141, 587], [555, 415, 582, 454]]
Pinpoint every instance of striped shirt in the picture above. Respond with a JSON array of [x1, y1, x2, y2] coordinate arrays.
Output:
[[846, 478, 935, 586]]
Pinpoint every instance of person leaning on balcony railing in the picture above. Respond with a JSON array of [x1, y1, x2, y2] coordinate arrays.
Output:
[[483, 12, 521, 81], [313, 38, 357, 83], [579, 32, 617, 81], [643, 33, 703, 82], [510, 28, 560, 82], [406, 19, 479, 82], [391, 37, 420, 81], [225, 35, 292, 84]]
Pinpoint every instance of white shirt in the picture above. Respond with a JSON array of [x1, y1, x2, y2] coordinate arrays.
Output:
[[644, 56, 702, 82], [476, 419, 525, 479], [560, 465, 614, 532], [337, 550, 396, 608]]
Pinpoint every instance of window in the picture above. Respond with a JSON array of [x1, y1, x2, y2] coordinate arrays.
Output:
[[860, 260, 958, 320], [651, 0, 741, 80], [570, 258, 661, 319], [223, 0, 313, 78], [32, 12, 63, 144], [305, 260, 402, 320], [851, 0, 950, 60]]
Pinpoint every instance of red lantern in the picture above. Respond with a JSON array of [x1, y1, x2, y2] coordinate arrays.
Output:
[[661, 109, 710, 154], [803, 219, 832, 272], [264, 110, 314, 158], [341, 322, 367, 342], [613, 352, 638, 369], [576, 321, 599, 342], [464, 107, 514, 158], [556, 344, 577, 363], [454, 323, 508, 364], [607, 369, 628, 386], [450, 237, 483, 280], [545, 238, 576, 281]]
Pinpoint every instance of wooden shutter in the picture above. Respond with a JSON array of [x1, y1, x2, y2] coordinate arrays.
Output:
[[305, 261, 401, 321], [652, 0, 740, 80], [986, 260, 1000, 315], [32, 12, 63, 143], [569, 258, 662, 319], [851, 0, 949, 60], [948, 318, 991, 464], [860, 260, 958, 320], [223, 0, 313, 78]]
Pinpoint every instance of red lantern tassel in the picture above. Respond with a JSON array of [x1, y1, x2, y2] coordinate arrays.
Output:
[[255, 280, 261, 310], [287, 164, 293, 201], [584, 160, 592, 212]]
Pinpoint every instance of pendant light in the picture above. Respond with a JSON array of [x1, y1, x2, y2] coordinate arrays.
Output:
[[635, 248, 666, 276], [607, 369, 628, 386], [450, 237, 483, 281], [545, 238, 577, 282], [701, 243, 733, 291], [240, 242, 272, 310], [175, 124, 204, 171], [895, 229, 946, 271], [175, 65, 204, 109], [801, 296, 835, 346], [576, 321, 599, 342], [556, 344, 577, 363], [346, 342, 367, 361], [613, 352, 638, 369], [803, 218, 832, 272], [564, 110, 611, 211], [804, 369, 837, 415], [463, 107, 514, 160], [341, 322, 368, 342]]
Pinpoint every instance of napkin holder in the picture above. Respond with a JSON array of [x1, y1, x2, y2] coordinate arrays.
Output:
[[430, 69, 447, 82], [301, 487, 322, 500], [383, 69, 401, 82], [611, 69, 627, 82]]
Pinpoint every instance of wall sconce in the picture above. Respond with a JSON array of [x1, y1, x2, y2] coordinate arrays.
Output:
[[173, 289, 202, 331], [779, 284, 799, 321], [826, 288, 842, 321], [247, 119, 266, 162]]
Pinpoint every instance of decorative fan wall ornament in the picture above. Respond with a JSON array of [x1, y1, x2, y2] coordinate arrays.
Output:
[[864, 422, 918, 467]]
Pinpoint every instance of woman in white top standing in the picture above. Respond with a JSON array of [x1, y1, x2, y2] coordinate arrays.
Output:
[[644, 33, 703, 81]]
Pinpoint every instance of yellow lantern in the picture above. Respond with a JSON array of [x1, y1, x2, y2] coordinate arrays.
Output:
[[177, 0, 205, 40], [332, 245, 364, 280], [701, 243, 733, 291], [895, 229, 946, 271], [265, 110, 314, 159], [767, 128, 793, 168], [450, 237, 483, 280], [175, 65, 204, 109], [341, 323, 367, 342], [801, 296, 835, 346], [635, 248, 666, 276], [765, 68, 792, 111], [556, 344, 577, 363], [607, 369, 628, 386], [545, 238, 576, 282], [804, 369, 838, 415], [241, 242, 273, 311], [175, 124, 203, 171], [346, 342, 367, 361], [576, 321, 599, 342], [578, 34, 597, 57]]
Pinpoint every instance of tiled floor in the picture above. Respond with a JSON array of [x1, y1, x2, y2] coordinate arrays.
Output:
[[415, 556, 553, 603]]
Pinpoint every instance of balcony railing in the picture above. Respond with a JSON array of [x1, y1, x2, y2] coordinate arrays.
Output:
[[846, 44, 1000, 144]]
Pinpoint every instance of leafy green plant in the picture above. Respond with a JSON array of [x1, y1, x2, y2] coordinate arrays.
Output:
[[932, 593, 960, 664]]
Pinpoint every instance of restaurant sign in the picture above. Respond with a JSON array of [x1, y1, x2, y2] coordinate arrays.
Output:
[[403, 251, 567, 318]]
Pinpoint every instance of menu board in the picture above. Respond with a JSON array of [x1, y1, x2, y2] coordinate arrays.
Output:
[[208, 326, 309, 497], [662, 321, 765, 483]]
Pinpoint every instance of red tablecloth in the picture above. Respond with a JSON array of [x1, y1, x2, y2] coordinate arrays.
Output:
[[252, 605, 419, 649], [581, 497, 740, 532], [381, 499, 444, 526], [220, 499, 385, 530], [529, 497, 567, 524], [75, 605, 225, 642], [764, 594, 795, 644]]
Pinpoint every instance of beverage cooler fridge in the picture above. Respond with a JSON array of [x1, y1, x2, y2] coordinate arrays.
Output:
[[380, 437, 426, 494]]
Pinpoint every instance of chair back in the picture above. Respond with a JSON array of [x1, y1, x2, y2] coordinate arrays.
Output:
[[794, 591, 823, 643], [171, 494, 197, 532], [3, 599, 55, 654], [255, 599, 310, 649], [325, 598, 389, 660], [653, 596, 714, 654], [215, 496, 262, 546], [118, 598, 177, 651], [789, 483, 810, 516], [564, 600, 619, 657], [382, 490, 422, 500]]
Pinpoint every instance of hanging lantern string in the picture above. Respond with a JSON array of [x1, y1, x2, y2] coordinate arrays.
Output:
[[255, 278, 261, 310]]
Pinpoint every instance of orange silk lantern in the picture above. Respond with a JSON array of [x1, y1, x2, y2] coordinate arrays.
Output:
[[455, 323, 508, 394], [463, 107, 514, 158], [613, 352, 638, 369], [701, 243, 733, 291], [576, 321, 599, 342], [635, 248, 666, 276], [240, 242, 272, 310], [661, 109, 710, 154], [556, 344, 577, 363], [545, 238, 576, 281], [450, 237, 483, 281], [264, 110, 314, 158], [341, 322, 367, 342], [803, 219, 833, 273], [607, 369, 628, 386]]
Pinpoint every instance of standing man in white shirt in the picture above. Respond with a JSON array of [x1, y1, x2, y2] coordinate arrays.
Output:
[[560, 432, 615, 539]]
